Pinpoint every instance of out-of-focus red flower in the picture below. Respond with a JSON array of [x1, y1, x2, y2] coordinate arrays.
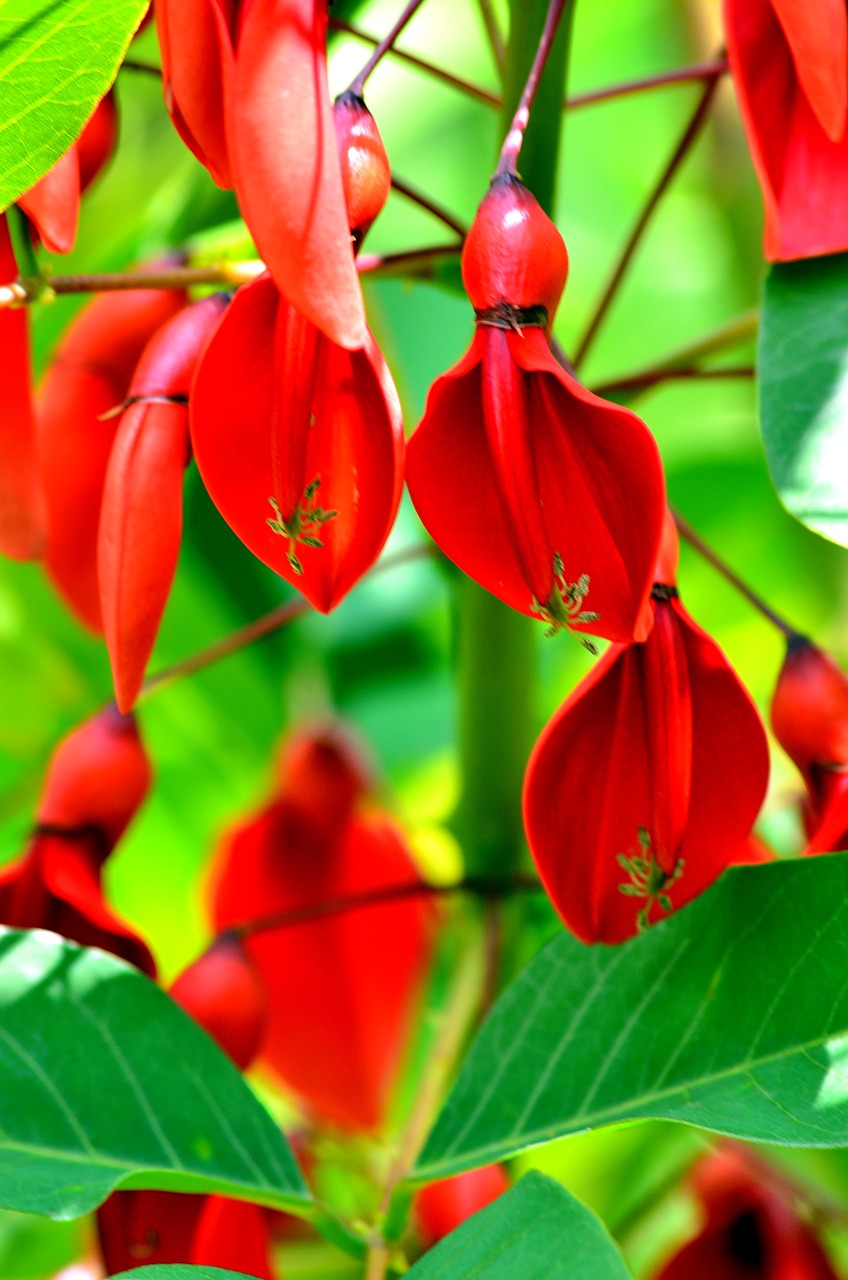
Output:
[[190, 272, 403, 612], [0, 217, 45, 560], [771, 635, 848, 854], [18, 93, 118, 255], [523, 513, 769, 944], [0, 707, 155, 975], [407, 174, 665, 645], [155, 0, 373, 347], [654, 1145, 839, 1278], [98, 293, 227, 710], [415, 1166, 510, 1246], [169, 934, 268, 1072], [38, 283, 186, 630], [190, 1195, 276, 1277], [97, 1189, 205, 1272], [209, 724, 432, 1131], [725, 0, 848, 261]]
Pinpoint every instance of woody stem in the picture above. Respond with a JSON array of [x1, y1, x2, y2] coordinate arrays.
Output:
[[573, 58, 723, 370], [331, 17, 499, 105], [346, 0, 429, 97], [0, 261, 265, 307], [390, 175, 469, 237], [672, 509, 799, 638], [496, 0, 570, 177]]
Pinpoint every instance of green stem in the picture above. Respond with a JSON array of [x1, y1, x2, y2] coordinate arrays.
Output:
[[454, 1, 574, 880]]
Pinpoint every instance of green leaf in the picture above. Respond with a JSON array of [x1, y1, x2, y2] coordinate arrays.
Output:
[[760, 253, 848, 547], [404, 1173, 632, 1280], [0, 0, 148, 211], [413, 854, 848, 1181], [108, 1271, 253, 1279], [0, 929, 309, 1219]]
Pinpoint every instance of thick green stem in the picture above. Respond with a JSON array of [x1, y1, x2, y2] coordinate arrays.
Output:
[[454, 0, 574, 879]]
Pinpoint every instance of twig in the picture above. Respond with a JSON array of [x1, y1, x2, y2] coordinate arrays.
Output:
[[567, 57, 728, 110], [497, 0, 571, 177], [476, 0, 506, 80], [347, 0, 429, 98], [390, 175, 469, 238], [591, 364, 754, 398]]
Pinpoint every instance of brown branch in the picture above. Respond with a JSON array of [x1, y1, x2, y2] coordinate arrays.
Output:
[[567, 57, 728, 110], [591, 364, 754, 398], [346, 0, 429, 97], [390, 175, 469, 238], [330, 17, 499, 105]]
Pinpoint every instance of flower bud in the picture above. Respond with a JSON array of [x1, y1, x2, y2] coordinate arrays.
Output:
[[169, 936, 268, 1071], [334, 91, 391, 247], [461, 174, 569, 320], [415, 1166, 510, 1246], [36, 706, 152, 851], [770, 637, 848, 785]]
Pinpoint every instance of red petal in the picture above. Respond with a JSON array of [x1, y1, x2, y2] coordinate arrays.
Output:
[[770, 638, 848, 791], [415, 1166, 510, 1246], [191, 275, 404, 612], [38, 286, 185, 630], [210, 805, 431, 1131], [18, 147, 80, 255], [78, 92, 119, 192], [154, 0, 235, 186], [170, 936, 267, 1071], [190, 1196, 275, 1277], [523, 600, 768, 944], [0, 218, 45, 559], [769, 0, 847, 141], [228, 0, 366, 348], [97, 1189, 204, 1270]]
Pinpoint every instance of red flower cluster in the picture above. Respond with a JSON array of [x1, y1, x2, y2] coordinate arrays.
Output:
[[524, 513, 769, 943], [654, 1146, 839, 1278]]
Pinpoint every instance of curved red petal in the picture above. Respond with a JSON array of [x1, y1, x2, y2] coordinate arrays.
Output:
[[415, 1166, 510, 1246], [38, 286, 185, 630], [97, 1189, 204, 1270], [155, 0, 235, 186], [210, 806, 431, 1131], [190, 1196, 275, 1277], [78, 92, 119, 193], [18, 147, 80, 255], [228, 0, 366, 348], [191, 276, 403, 611], [769, 0, 847, 141], [0, 218, 45, 559], [170, 936, 267, 1071]]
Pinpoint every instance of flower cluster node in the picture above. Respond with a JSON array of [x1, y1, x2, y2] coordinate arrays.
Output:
[[473, 301, 549, 331], [266, 480, 338, 576]]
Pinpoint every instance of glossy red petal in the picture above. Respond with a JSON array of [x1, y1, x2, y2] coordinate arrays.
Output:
[[154, 0, 235, 186], [725, 0, 848, 260], [228, 0, 366, 348], [0, 218, 45, 559], [38, 286, 185, 630], [78, 92, 119, 192], [769, 0, 847, 141], [170, 936, 267, 1071], [210, 805, 431, 1131], [523, 599, 768, 944], [770, 637, 848, 791], [415, 1166, 510, 1246], [97, 1189, 204, 1270], [191, 275, 404, 611], [18, 147, 80, 255], [99, 295, 226, 710], [407, 328, 664, 643], [190, 1196, 275, 1277]]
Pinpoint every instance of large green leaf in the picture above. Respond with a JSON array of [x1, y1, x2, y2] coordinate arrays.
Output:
[[404, 1173, 632, 1280], [106, 1174, 632, 1280], [0, 0, 148, 211], [760, 253, 848, 547], [0, 929, 309, 1218], [413, 854, 848, 1181]]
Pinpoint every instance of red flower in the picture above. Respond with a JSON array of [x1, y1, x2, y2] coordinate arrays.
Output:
[[654, 1146, 839, 1278], [190, 1196, 276, 1277], [98, 294, 227, 710], [155, 0, 376, 347], [0, 707, 155, 975], [209, 725, 432, 1131], [190, 272, 404, 612], [414, 1166, 510, 1247], [0, 217, 44, 560], [523, 513, 769, 944], [406, 174, 665, 645], [770, 636, 848, 854], [169, 934, 267, 1072], [38, 282, 186, 630], [724, 0, 848, 261]]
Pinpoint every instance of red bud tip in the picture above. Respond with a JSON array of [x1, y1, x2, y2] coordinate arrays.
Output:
[[334, 92, 391, 247], [170, 936, 268, 1071], [462, 174, 568, 320], [654, 507, 680, 585], [770, 636, 848, 780], [36, 707, 152, 850]]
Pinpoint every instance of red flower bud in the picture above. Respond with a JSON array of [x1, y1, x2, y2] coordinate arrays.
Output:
[[0, 217, 45, 560], [770, 636, 848, 786], [654, 1146, 839, 1278], [333, 91, 391, 248], [461, 174, 569, 321], [415, 1166, 510, 1246], [169, 935, 267, 1071], [97, 1188, 205, 1271], [209, 725, 431, 1130], [724, 0, 848, 260], [190, 1195, 275, 1277], [98, 294, 228, 710], [191, 274, 404, 612], [38, 282, 186, 630], [155, 0, 235, 187], [524, 535, 769, 943]]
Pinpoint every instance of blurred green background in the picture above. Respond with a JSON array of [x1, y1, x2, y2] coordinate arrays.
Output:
[[3, 0, 848, 1274]]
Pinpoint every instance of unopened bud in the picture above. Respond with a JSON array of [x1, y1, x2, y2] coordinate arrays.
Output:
[[334, 91, 391, 248], [170, 935, 267, 1071]]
